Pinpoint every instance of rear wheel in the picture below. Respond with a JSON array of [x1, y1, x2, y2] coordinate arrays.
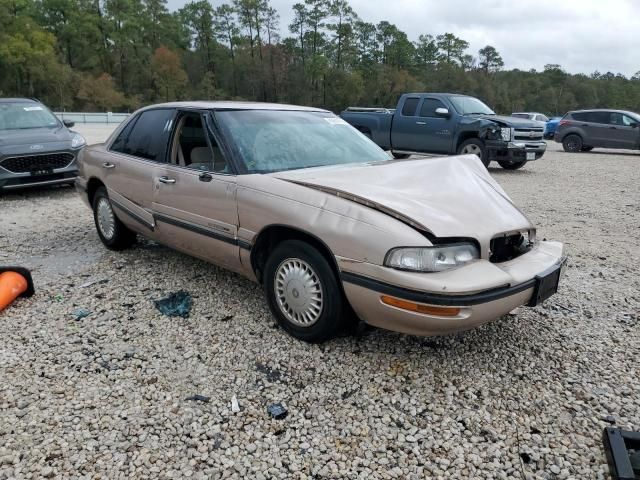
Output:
[[92, 187, 136, 250], [457, 138, 489, 167], [264, 240, 343, 343], [498, 160, 527, 170], [562, 134, 583, 152]]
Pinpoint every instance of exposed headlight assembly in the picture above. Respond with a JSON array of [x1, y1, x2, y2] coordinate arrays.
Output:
[[385, 243, 479, 272], [71, 133, 86, 149], [500, 127, 512, 141]]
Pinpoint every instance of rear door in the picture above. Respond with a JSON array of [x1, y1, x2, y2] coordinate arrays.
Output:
[[389, 96, 421, 152], [106, 108, 176, 233], [606, 112, 639, 149], [151, 110, 241, 271]]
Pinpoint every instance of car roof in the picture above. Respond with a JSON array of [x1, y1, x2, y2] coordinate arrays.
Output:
[[0, 98, 40, 104], [138, 101, 330, 113], [570, 108, 635, 115]]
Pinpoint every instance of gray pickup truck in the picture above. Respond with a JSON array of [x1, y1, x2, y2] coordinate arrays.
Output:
[[340, 93, 546, 170]]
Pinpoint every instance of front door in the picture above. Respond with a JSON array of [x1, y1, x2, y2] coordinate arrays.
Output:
[[152, 110, 241, 271], [607, 112, 640, 149], [411, 97, 455, 154]]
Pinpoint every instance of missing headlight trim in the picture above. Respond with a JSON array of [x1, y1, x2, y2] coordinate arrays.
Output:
[[490, 231, 534, 263]]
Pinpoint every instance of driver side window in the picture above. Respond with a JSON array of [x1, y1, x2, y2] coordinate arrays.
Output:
[[170, 112, 229, 173]]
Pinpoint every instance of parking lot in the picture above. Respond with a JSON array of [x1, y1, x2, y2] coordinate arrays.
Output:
[[1, 126, 639, 479]]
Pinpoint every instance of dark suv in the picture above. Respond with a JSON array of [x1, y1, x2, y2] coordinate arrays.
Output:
[[0, 98, 85, 192], [554, 109, 640, 153]]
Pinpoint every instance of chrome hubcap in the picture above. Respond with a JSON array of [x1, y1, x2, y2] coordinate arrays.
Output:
[[274, 258, 323, 327], [462, 144, 482, 156], [96, 197, 116, 240]]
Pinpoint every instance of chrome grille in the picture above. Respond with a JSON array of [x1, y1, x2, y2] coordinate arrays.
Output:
[[513, 128, 544, 141], [0, 152, 74, 173]]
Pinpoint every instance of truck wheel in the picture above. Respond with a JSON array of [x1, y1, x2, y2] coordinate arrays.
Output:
[[562, 134, 582, 152], [392, 152, 411, 159], [263, 240, 344, 343], [498, 160, 527, 170], [458, 138, 489, 167]]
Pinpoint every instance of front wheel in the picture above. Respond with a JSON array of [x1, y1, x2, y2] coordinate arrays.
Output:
[[498, 160, 527, 170], [92, 187, 136, 250], [263, 240, 344, 343], [457, 138, 489, 167], [562, 134, 583, 152]]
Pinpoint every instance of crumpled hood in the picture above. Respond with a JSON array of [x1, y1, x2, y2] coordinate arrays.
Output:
[[272, 155, 532, 240], [476, 114, 541, 128]]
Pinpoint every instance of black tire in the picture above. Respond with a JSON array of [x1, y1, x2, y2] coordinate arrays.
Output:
[[457, 138, 489, 167], [92, 186, 136, 250], [263, 240, 344, 343], [392, 152, 411, 159], [581, 146, 593, 152], [562, 134, 583, 152], [498, 160, 527, 170]]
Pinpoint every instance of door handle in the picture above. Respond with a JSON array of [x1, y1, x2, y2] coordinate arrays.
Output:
[[102, 162, 115, 169], [158, 176, 176, 184], [416, 121, 427, 125], [199, 172, 212, 182]]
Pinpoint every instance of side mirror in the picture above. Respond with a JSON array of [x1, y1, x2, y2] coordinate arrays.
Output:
[[435, 107, 450, 117], [630, 122, 639, 128], [63, 119, 75, 128]]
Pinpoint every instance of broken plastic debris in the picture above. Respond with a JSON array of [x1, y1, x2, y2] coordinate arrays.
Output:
[[267, 403, 288, 420], [231, 395, 240, 413], [153, 291, 192, 318], [79, 278, 108, 288], [72, 307, 91, 320], [185, 394, 210, 403]]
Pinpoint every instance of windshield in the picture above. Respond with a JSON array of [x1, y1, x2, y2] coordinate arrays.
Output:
[[449, 96, 495, 115], [0, 102, 60, 130], [215, 110, 391, 173]]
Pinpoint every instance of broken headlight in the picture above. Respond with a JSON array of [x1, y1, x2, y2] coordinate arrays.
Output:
[[385, 243, 479, 272]]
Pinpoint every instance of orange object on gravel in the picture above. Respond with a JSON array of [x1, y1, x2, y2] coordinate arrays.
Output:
[[0, 267, 35, 311]]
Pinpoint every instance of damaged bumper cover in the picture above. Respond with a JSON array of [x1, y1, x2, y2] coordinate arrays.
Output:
[[338, 240, 565, 336], [486, 139, 547, 162]]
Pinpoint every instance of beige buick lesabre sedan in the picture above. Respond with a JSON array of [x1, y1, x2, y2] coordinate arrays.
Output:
[[76, 102, 566, 342]]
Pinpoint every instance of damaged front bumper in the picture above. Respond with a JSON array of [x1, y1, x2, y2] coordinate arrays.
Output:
[[487, 139, 547, 163], [338, 240, 566, 336]]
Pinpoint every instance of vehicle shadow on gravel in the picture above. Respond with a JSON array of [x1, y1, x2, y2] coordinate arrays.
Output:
[[0, 183, 76, 201]]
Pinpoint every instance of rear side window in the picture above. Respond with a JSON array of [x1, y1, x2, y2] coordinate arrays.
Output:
[[419, 98, 447, 117], [111, 109, 175, 161], [572, 111, 608, 124], [401, 97, 420, 116]]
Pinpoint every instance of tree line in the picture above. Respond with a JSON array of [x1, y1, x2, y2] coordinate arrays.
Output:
[[1, 0, 639, 115]]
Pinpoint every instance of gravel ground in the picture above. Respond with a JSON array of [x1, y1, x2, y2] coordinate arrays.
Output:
[[1, 129, 639, 479]]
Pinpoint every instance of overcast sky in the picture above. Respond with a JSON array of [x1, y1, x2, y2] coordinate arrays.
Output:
[[168, 0, 640, 77]]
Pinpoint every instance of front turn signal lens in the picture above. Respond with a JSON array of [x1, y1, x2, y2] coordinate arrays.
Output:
[[380, 295, 460, 317]]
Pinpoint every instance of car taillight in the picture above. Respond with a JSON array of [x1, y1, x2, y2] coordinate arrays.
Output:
[[559, 120, 571, 126]]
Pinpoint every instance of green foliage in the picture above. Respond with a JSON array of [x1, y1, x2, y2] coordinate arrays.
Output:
[[1, 0, 639, 115]]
